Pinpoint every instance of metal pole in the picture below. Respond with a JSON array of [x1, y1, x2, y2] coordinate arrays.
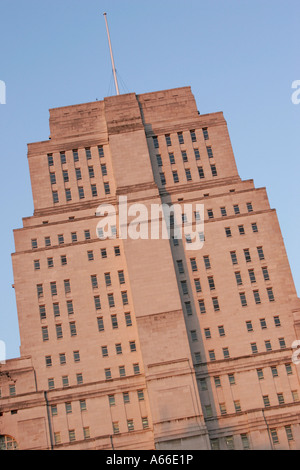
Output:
[[103, 12, 120, 96]]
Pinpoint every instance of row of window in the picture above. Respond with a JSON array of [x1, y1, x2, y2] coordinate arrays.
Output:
[[41, 308, 132, 341], [156, 143, 212, 169], [191, 336, 288, 363], [159, 164, 217, 186], [50, 164, 108, 185], [209, 425, 295, 449], [47, 146, 105, 168], [207, 201, 254, 220], [52, 181, 110, 203], [32, 235, 121, 256], [153, 128, 209, 150]]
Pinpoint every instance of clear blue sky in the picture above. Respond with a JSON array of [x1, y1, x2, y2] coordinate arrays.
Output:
[[0, 0, 299, 359]]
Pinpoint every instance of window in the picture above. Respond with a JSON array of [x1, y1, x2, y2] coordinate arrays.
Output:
[[257, 368, 264, 380], [270, 429, 279, 445], [98, 145, 104, 158], [228, 373, 235, 385], [75, 168, 82, 180], [182, 150, 188, 162], [244, 249, 251, 263], [85, 147, 91, 160], [267, 287, 275, 302], [73, 149, 79, 162], [252, 222, 258, 233], [101, 346, 108, 357], [185, 302, 192, 316], [204, 328, 211, 339], [225, 227, 232, 237], [194, 149, 200, 160], [223, 347, 230, 359], [112, 422, 120, 434], [127, 419, 134, 432], [129, 341, 136, 352], [118, 271, 125, 284], [65, 188, 72, 201], [253, 290, 261, 304], [50, 282, 57, 296], [271, 366, 278, 378], [191, 330, 198, 342], [165, 134, 171, 146], [279, 337, 286, 349], [61, 255, 67, 266], [62, 376, 69, 387], [123, 392, 130, 403], [257, 246, 265, 260], [94, 296, 101, 311], [53, 303, 60, 318], [218, 325, 225, 337], [50, 173, 56, 185], [203, 255, 211, 269], [60, 152, 66, 164], [169, 152, 175, 164], [91, 184, 98, 197], [240, 292, 247, 307], [209, 350, 216, 361], [194, 279, 202, 293], [181, 281, 188, 295], [233, 204, 240, 215], [208, 276, 215, 290], [238, 225, 245, 235], [73, 351, 80, 363], [52, 191, 59, 204], [64, 279, 71, 294], [260, 318, 267, 329], [246, 321, 253, 332], [202, 128, 209, 140], [69, 322, 77, 337], [262, 267, 270, 281], [285, 425, 294, 442], [116, 343, 122, 355], [47, 257, 54, 269], [212, 297, 220, 311], [91, 275, 98, 289], [177, 260, 184, 274], [48, 378, 55, 390], [125, 312, 132, 326], [207, 146, 214, 158], [87, 250, 94, 261], [246, 202, 253, 212], [230, 251, 238, 265], [234, 401, 241, 413], [190, 130, 197, 142], [71, 232, 77, 243], [34, 259, 40, 270], [111, 315, 118, 329], [97, 317, 104, 332], [47, 154, 54, 166], [105, 368, 112, 380], [207, 209, 214, 219], [214, 376, 221, 387], [220, 403, 227, 415], [156, 154, 162, 166], [185, 169, 192, 181], [274, 316, 281, 327], [263, 395, 270, 407], [55, 324, 63, 339], [9, 384, 16, 396], [78, 187, 85, 199], [63, 170, 69, 183], [177, 132, 184, 144], [195, 353, 202, 365], [67, 300, 74, 315], [104, 182, 110, 195], [37, 284, 44, 299], [133, 363, 140, 375], [235, 272, 243, 285], [198, 166, 205, 178], [220, 207, 227, 217], [198, 299, 206, 314], [248, 269, 256, 283], [172, 171, 179, 183], [121, 291, 128, 305], [104, 272, 111, 287], [265, 340, 272, 351], [251, 342, 258, 354], [39, 305, 46, 320]]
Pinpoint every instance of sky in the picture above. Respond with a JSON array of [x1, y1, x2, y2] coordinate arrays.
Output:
[[0, 0, 299, 360]]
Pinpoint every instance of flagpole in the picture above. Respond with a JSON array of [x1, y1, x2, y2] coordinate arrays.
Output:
[[103, 12, 120, 96]]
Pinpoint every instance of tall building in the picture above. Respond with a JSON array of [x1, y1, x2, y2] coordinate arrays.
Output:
[[0, 86, 300, 450]]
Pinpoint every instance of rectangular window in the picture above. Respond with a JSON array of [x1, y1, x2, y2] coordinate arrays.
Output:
[[202, 128, 209, 140], [50, 282, 57, 296], [203, 255, 211, 269], [190, 130, 197, 142], [198, 299, 206, 314], [108, 294, 115, 308], [104, 182, 111, 195], [98, 145, 104, 158], [181, 150, 188, 162], [53, 303, 60, 318], [133, 363, 140, 375], [50, 173, 56, 185], [198, 166, 205, 179], [125, 312, 132, 327], [78, 187, 85, 199], [235, 272, 243, 285], [239, 292, 247, 307], [194, 149, 200, 160], [91, 275, 98, 289], [212, 297, 220, 311], [246, 321, 253, 332], [208, 276, 215, 290], [60, 152, 66, 164], [94, 296, 101, 310], [191, 330, 198, 342], [47, 154, 54, 166], [257, 246, 265, 260], [267, 287, 275, 302], [207, 146, 214, 158], [39, 305, 46, 320], [262, 267, 270, 281], [85, 147, 91, 160], [177, 132, 184, 144], [248, 269, 256, 283], [64, 279, 71, 294], [52, 191, 59, 204], [251, 342, 258, 354], [233, 204, 240, 215], [169, 152, 175, 164], [246, 202, 253, 212], [244, 249, 251, 263], [55, 324, 63, 339], [185, 169, 192, 181], [238, 225, 245, 235], [91, 184, 98, 197], [165, 134, 171, 146], [252, 222, 258, 233], [105, 368, 112, 380], [257, 368, 264, 380], [63, 170, 69, 183], [156, 154, 162, 166], [69, 322, 77, 337], [42, 326, 49, 342], [194, 279, 202, 293], [73, 149, 79, 162], [97, 317, 104, 332], [118, 270, 125, 284], [101, 164, 107, 176], [230, 251, 238, 265], [104, 272, 111, 286], [253, 290, 261, 304], [121, 291, 128, 305], [172, 171, 179, 183], [75, 168, 82, 180], [67, 300, 74, 315], [111, 315, 118, 329]]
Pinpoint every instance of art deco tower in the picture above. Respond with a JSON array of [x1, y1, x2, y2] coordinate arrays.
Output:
[[0, 86, 299, 450]]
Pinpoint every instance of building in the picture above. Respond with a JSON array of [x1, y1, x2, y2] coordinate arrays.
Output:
[[0, 86, 300, 450]]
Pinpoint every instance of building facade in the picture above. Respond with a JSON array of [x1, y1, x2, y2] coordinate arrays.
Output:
[[0, 86, 300, 450]]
